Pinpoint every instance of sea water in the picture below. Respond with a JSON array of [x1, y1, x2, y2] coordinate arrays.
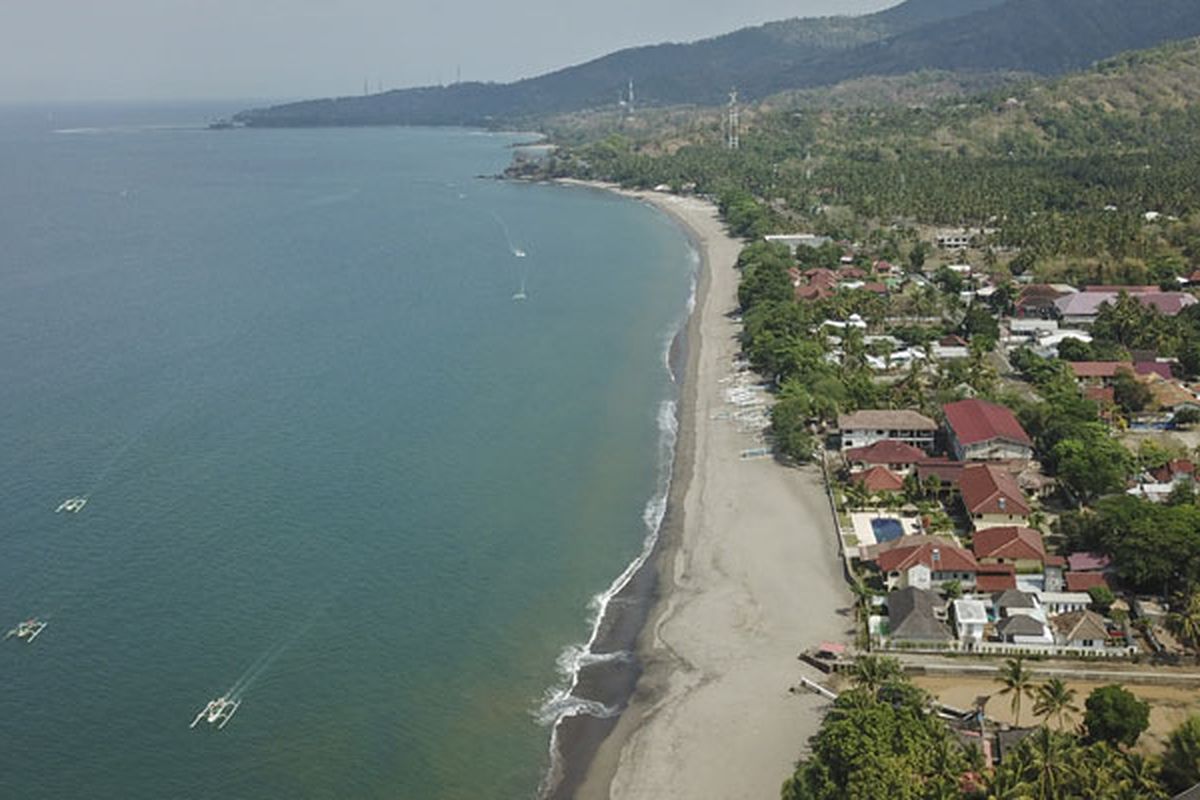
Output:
[[0, 104, 696, 799]]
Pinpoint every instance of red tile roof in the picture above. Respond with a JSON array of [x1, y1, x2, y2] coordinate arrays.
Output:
[[959, 464, 1031, 517], [976, 573, 1018, 592], [1135, 362, 1174, 380], [1067, 552, 1111, 572], [1084, 386, 1115, 406], [1045, 554, 1065, 567], [1150, 459, 1195, 484], [916, 459, 966, 486], [852, 466, 905, 493], [973, 526, 1045, 562], [1066, 572, 1110, 592], [845, 440, 929, 466], [862, 282, 889, 295], [943, 399, 1033, 448], [796, 285, 834, 302], [876, 541, 978, 574], [1069, 362, 1132, 379]]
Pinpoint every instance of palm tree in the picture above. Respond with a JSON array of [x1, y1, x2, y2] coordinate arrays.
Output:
[[849, 655, 903, 696], [1167, 591, 1200, 659], [1033, 677, 1079, 731], [1115, 751, 1167, 800], [1026, 727, 1073, 800], [996, 657, 1037, 727]]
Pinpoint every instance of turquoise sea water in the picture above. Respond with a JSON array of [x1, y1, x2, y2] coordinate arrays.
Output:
[[0, 105, 696, 799]]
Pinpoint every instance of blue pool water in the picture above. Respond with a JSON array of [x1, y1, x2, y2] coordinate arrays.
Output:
[[871, 518, 905, 544]]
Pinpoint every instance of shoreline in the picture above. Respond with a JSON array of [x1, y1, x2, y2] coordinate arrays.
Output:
[[543, 180, 854, 800], [538, 180, 713, 800]]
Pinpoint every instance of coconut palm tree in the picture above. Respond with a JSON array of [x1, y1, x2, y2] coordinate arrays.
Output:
[[1167, 591, 1200, 659], [996, 657, 1037, 727], [849, 654, 903, 696], [1033, 677, 1079, 731], [1026, 727, 1074, 800]]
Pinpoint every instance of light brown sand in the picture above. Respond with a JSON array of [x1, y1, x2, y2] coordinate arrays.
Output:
[[562, 182, 855, 800], [913, 676, 1200, 753]]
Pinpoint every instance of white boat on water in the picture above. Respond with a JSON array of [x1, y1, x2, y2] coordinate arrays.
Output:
[[190, 696, 240, 729], [5, 618, 47, 643], [55, 496, 87, 513]]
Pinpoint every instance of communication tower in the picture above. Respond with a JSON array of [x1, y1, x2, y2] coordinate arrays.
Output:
[[726, 90, 740, 150]]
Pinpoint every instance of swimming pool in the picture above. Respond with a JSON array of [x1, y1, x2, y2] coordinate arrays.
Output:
[[871, 517, 905, 544]]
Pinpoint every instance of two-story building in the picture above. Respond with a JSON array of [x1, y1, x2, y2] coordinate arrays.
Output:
[[838, 409, 938, 452], [943, 399, 1034, 462], [960, 464, 1032, 531]]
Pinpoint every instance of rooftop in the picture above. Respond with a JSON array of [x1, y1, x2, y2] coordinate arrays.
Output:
[[844, 440, 929, 465], [887, 587, 953, 642], [973, 526, 1045, 563], [959, 464, 1032, 517], [838, 409, 938, 431], [1065, 572, 1110, 592], [953, 598, 988, 624], [1067, 552, 1111, 572], [876, 541, 978, 574], [1052, 610, 1110, 643], [943, 399, 1033, 448], [852, 466, 905, 493], [1069, 362, 1132, 379], [997, 614, 1047, 638], [994, 589, 1038, 609]]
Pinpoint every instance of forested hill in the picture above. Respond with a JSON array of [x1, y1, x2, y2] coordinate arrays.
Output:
[[234, 0, 1200, 128]]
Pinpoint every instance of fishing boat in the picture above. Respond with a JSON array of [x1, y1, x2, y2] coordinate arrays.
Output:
[[190, 696, 240, 729], [5, 618, 47, 643], [55, 496, 87, 513]]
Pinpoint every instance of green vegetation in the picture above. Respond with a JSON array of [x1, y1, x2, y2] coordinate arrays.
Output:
[[1083, 685, 1151, 748], [996, 657, 1037, 727], [1057, 497, 1200, 594], [785, 659, 1181, 799]]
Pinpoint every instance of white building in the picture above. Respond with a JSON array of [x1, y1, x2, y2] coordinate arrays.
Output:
[[838, 409, 938, 451], [953, 598, 988, 645]]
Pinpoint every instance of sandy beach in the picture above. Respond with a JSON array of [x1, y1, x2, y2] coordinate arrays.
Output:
[[561, 182, 854, 800]]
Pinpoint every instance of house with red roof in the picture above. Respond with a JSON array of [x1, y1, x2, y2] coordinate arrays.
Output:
[[959, 464, 1031, 531], [1067, 552, 1111, 573], [874, 540, 978, 591], [1065, 572, 1110, 593], [943, 399, 1034, 462], [973, 526, 1045, 572], [844, 440, 929, 473], [1134, 361, 1174, 380], [975, 563, 1018, 592], [1068, 362, 1133, 387], [851, 466, 905, 493], [1150, 459, 1196, 484]]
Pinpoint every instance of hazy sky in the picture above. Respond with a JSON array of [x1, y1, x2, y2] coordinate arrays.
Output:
[[0, 0, 897, 103]]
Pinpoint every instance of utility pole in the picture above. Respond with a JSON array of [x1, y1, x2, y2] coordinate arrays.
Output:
[[627, 79, 635, 117]]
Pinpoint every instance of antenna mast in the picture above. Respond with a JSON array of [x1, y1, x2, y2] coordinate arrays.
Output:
[[627, 79, 635, 117], [726, 90, 740, 150]]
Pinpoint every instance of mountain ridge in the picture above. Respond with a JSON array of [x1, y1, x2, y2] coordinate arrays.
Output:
[[233, 0, 1200, 128]]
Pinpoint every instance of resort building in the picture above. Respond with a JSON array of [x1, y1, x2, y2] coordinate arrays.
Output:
[[953, 598, 988, 645], [876, 540, 978, 591], [838, 409, 938, 451], [1069, 362, 1134, 387], [943, 399, 1034, 462], [763, 233, 832, 253], [850, 466, 905, 493], [885, 587, 954, 645], [844, 440, 929, 473], [1052, 611, 1111, 649], [972, 526, 1045, 572], [1054, 291, 1197, 326], [959, 464, 1031, 531]]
